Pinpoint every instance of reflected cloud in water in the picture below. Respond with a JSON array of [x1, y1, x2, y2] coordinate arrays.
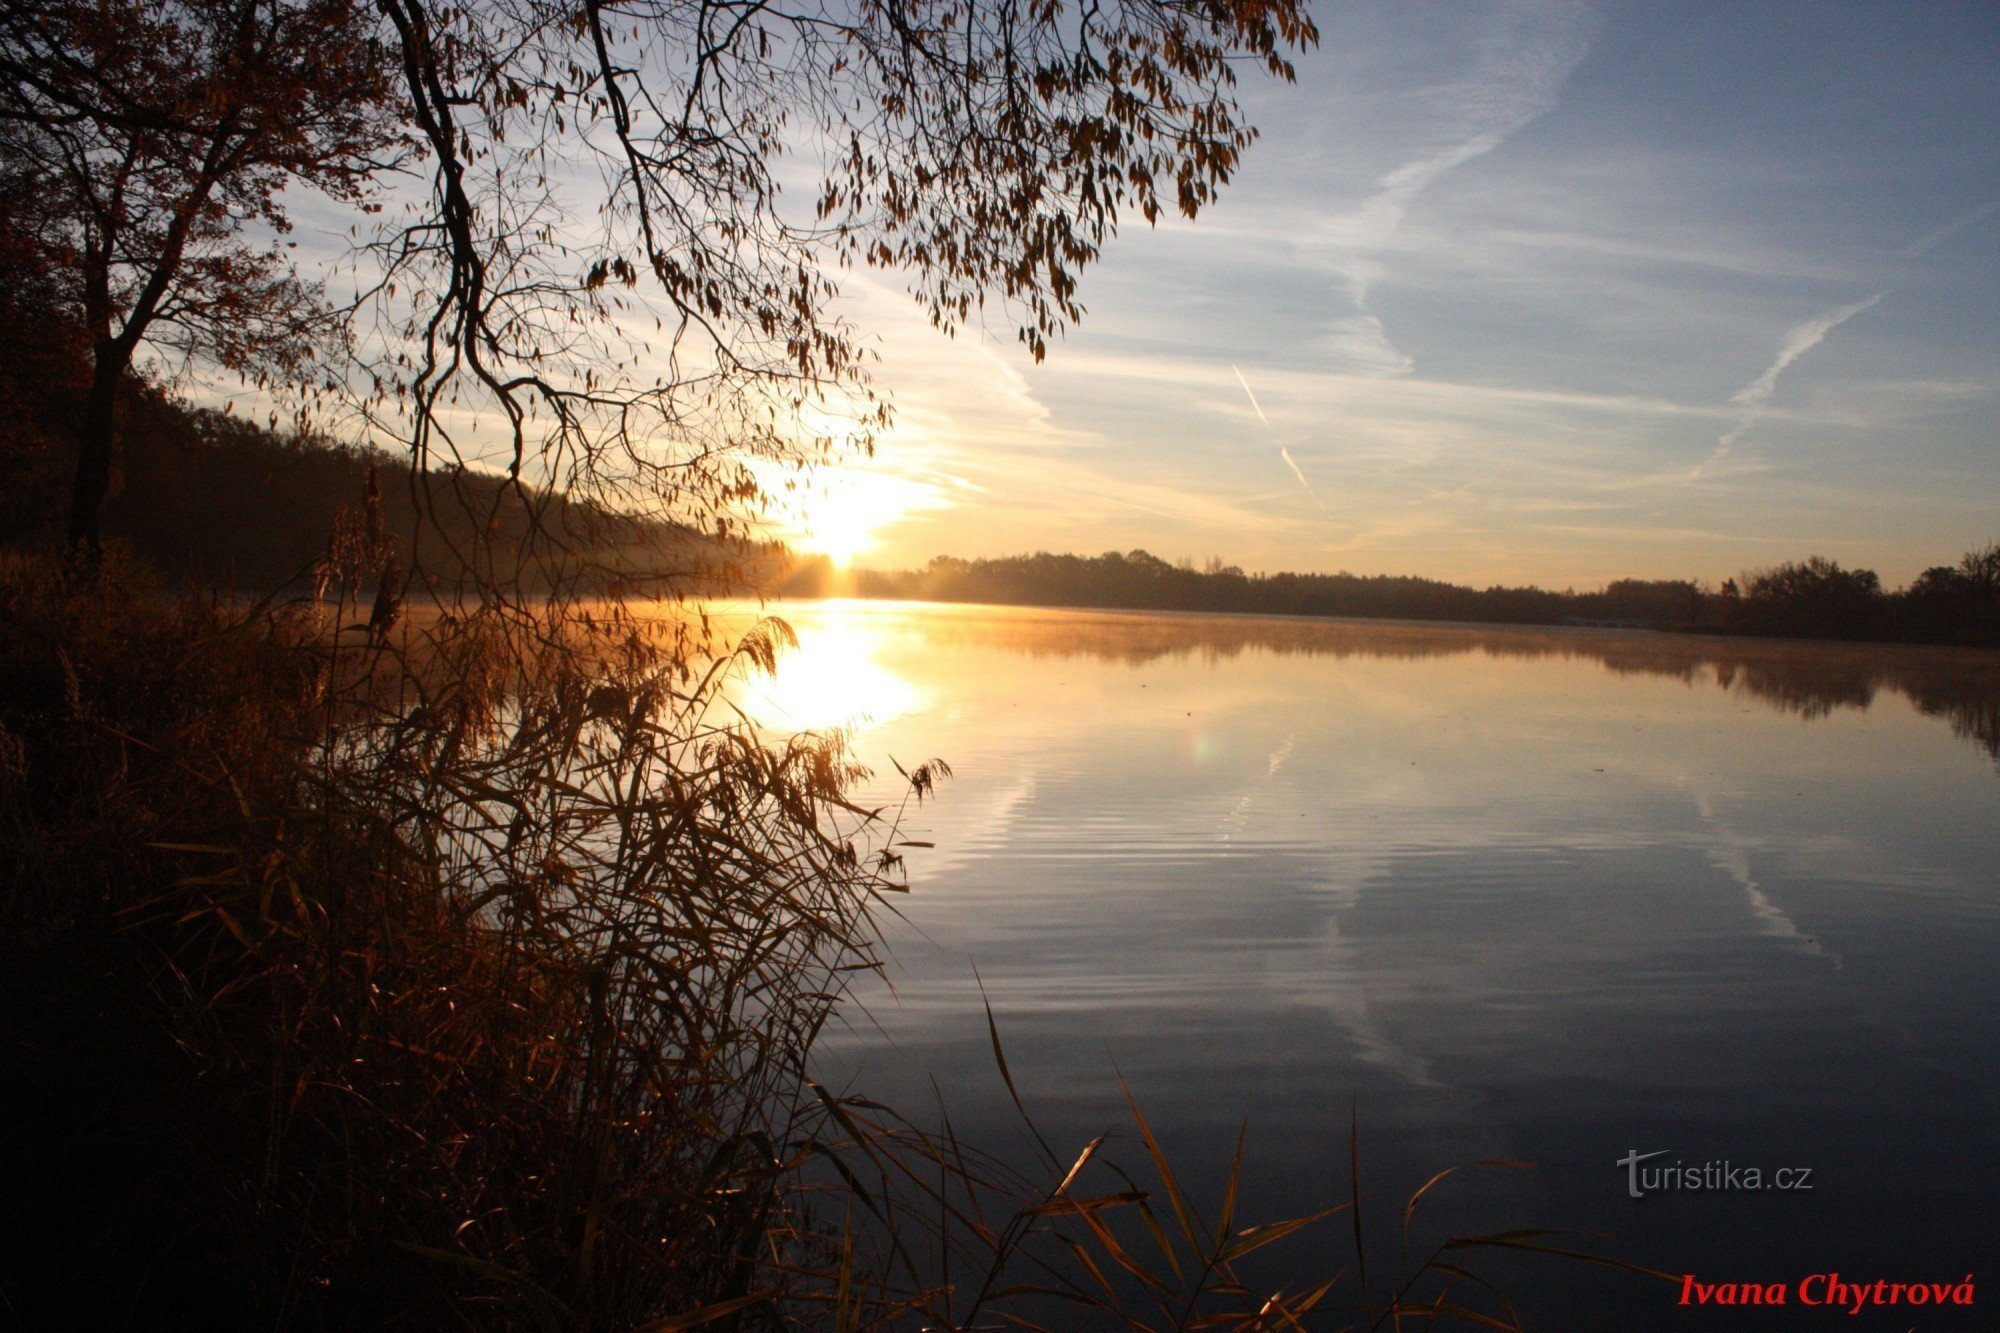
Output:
[[1682, 780, 1841, 968]]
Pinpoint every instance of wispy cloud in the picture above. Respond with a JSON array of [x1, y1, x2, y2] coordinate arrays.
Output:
[[1308, 2, 1596, 375], [1733, 294, 1887, 410], [1693, 292, 1887, 479], [1062, 348, 1746, 424]]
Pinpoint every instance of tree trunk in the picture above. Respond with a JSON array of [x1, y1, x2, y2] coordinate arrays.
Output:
[[68, 343, 125, 566]]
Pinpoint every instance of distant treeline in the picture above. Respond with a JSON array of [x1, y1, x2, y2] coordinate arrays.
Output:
[[779, 548, 2000, 647]]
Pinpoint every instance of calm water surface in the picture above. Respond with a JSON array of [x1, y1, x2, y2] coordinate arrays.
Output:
[[741, 600, 2000, 1327]]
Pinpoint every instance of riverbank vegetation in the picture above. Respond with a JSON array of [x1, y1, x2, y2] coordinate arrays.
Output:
[[0, 550, 908, 1326], [12, 373, 1992, 651]]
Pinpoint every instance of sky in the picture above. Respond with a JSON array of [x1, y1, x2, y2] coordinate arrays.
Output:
[[808, 0, 2000, 589]]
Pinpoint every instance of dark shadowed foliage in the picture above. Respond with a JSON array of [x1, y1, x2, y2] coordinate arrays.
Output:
[[0, 0, 405, 558]]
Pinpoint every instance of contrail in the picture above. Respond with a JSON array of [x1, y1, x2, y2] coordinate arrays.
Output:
[[1902, 196, 2000, 257], [1732, 292, 1885, 410], [1277, 448, 1329, 515], [1231, 363, 1271, 426], [1693, 292, 1885, 479], [1233, 363, 1330, 515], [1693, 195, 1991, 483]]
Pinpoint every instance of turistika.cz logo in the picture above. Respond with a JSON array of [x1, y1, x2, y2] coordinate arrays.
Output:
[[1677, 1273, 1976, 1313], [1618, 1148, 1813, 1198]]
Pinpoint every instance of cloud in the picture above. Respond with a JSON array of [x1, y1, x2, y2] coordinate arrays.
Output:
[[810, 9, 1997, 589], [1731, 293, 1888, 410], [1056, 347, 1746, 425], [1693, 292, 1887, 479], [1306, 2, 1597, 374], [1317, 315, 1415, 377]]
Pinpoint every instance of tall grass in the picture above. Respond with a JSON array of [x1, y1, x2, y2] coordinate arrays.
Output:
[[0, 549, 1665, 1328], [1, 543, 920, 1327]]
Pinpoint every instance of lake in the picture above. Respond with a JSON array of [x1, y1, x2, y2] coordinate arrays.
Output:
[[743, 599, 2000, 1327]]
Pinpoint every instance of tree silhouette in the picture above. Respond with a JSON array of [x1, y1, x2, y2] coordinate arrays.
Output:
[[360, 0, 1318, 599], [2, 0, 1318, 587], [1739, 556, 1883, 638], [0, 0, 404, 561]]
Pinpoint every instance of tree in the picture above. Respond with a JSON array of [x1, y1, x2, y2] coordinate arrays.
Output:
[[1958, 541, 2000, 594], [1599, 578, 1703, 625], [0, 186, 90, 544], [0, 0, 404, 560], [1740, 555, 1884, 637], [1744, 556, 1881, 604], [1905, 543, 2000, 645], [359, 0, 1318, 599]]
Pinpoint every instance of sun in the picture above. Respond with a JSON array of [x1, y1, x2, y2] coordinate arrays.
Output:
[[800, 486, 880, 567], [780, 463, 943, 568]]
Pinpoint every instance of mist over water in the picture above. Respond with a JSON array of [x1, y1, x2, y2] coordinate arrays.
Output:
[[745, 600, 2000, 1327]]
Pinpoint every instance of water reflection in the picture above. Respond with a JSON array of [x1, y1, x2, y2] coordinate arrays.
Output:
[[730, 602, 2000, 730], [743, 601, 2000, 1327], [1684, 783, 1840, 967], [770, 602, 2000, 757]]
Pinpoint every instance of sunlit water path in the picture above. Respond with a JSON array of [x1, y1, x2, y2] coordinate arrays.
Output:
[[726, 599, 2000, 1326]]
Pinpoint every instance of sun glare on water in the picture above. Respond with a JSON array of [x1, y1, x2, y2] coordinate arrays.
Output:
[[741, 611, 920, 733]]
